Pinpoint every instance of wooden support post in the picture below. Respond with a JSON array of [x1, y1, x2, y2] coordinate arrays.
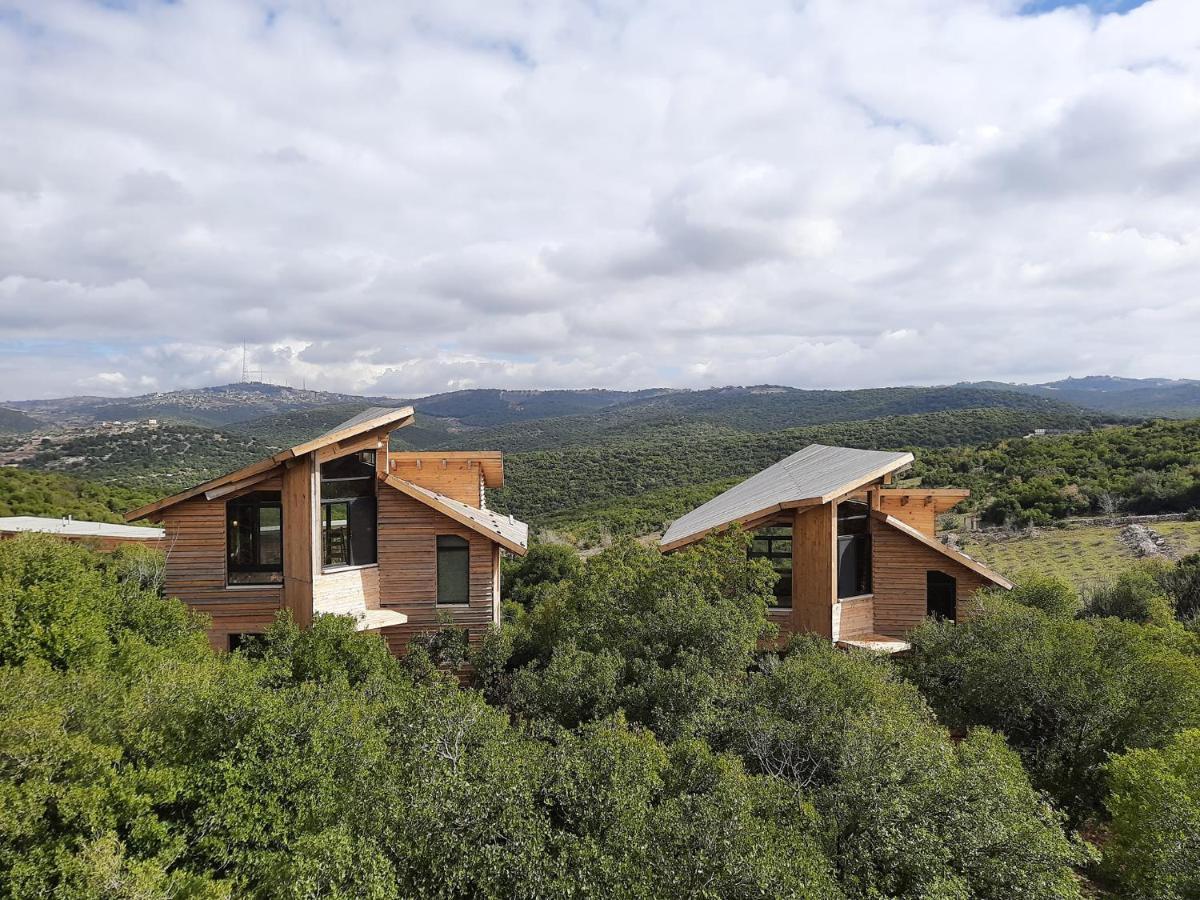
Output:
[[281, 455, 316, 629], [792, 503, 837, 640]]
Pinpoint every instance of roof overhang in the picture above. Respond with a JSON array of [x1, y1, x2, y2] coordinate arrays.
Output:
[[125, 406, 414, 522], [660, 446, 915, 553], [389, 451, 505, 488]]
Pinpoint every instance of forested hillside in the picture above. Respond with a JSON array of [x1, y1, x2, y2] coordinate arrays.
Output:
[[0, 468, 157, 523], [488, 407, 1114, 527], [528, 419, 1200, 544], [961, 376, 1200, 418], [0, 406, 40, 433], [434, 385, 1103, 453], [21, 425, 271, 491]]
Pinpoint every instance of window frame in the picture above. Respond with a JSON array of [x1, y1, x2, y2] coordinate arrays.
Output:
[[320, 451, 378, 572], [749, 526, 793, 609], [435, 534, 471, 606], [225, 491, 284, 587], [836, 500, 873, 600]]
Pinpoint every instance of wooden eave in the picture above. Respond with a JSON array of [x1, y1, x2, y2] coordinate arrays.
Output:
[[870, 510, 1013, 589], [380, 474, 528, 556], [125, 407, 414, 522], [388, 451, 505, 488]]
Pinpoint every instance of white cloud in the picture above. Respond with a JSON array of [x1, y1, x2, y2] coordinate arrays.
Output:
[[0, 0, 1197, 399]]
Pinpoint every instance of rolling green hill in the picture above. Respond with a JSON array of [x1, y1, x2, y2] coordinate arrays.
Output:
[[21, 424, 272, 491], [0, 407, 42, 433], [0, 468, 157, 523], [436, 385, 1105, 452], [490, 407, 1107, 531], [959, 376, 1200, 418], [529, 418, 1200, 545]]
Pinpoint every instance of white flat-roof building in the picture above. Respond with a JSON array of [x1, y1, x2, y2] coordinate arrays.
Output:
[[0, 516, 164, 549]]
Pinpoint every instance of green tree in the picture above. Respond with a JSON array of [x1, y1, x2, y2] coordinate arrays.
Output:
[[506, 534, 775, 741], [904, 598, 1200, 823], [717, 639, 1088, 899], [1104, 728, 1200, 900]]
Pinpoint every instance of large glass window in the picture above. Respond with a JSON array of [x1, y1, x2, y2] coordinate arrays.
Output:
[[227, 491, 283, 585], [437, 535, 470, 605], [321, 451, 377, 568], [837, 500, 872, 598], [749, 527, 792, 607]]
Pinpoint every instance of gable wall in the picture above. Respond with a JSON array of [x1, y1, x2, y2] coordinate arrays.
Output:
[[871, 521, 990, 637], [160, 489, 283, 650], [376, 488, 499, 654], [877, 495, 938, 537]]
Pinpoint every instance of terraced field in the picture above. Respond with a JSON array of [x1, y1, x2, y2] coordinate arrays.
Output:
[[959, 520, 1200, 588]]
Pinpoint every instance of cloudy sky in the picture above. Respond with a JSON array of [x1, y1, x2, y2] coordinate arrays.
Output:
[[1, 0, 1197, 400]]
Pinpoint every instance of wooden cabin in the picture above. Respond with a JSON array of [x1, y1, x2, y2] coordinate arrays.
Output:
[[660, 444, 1010, 652], [126, 407, 528, 653]]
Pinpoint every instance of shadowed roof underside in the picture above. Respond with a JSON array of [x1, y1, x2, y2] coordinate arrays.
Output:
[[660, 444, 914, 551]]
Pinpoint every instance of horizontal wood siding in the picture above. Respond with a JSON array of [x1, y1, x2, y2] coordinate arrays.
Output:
[[313, 565, 380, 616], [871, 521, 988, 637], [161, 497, 281, 649], [832, 595, 874, 641], [376, 488, 498, 654]]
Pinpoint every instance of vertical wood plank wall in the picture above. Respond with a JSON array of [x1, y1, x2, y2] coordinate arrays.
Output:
[[281, 457, 315, 629], [791, 503, 836, 638], [871, 521, 989, 637], [160, 489, 283, 650], [376, 489, 498, 654]]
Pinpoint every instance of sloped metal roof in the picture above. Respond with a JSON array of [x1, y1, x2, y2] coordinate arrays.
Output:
[[660, 444, 913, 551], [320, 406, 403, 436]]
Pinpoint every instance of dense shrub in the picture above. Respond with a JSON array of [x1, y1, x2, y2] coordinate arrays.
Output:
[[504, 534, 775, 741], [1003, 573, 1079, 618], [903, 597, 1200, 823], [1081, 565, 1175, 626], [1104, 728, 1200, 899], [716, 640, 1088, 899], [0, 536, 840, 898]]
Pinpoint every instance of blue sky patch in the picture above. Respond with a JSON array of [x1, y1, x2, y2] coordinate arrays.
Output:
[[1020, 0, 1152, 14]]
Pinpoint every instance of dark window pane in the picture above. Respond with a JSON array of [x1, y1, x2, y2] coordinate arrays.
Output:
[[321, 451, 376, 479], [837, 499, 870, 536], [226, 492, 284, 585], [749, 526, 793, 607], [349, 496, 377, 565], [324, 501, 351, 568], [437, 535, 470, 604], [837, 534, 872, 598]]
